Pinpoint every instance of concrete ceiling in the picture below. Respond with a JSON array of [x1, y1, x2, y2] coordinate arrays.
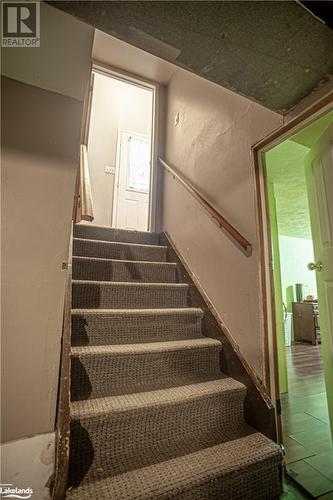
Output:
[[49, 1, 333, 113]]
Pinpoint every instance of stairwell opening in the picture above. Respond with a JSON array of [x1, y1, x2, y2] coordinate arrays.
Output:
[[82, 65, 157, 232]]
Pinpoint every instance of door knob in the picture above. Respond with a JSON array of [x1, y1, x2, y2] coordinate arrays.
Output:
[[307, 261, 323, 271]]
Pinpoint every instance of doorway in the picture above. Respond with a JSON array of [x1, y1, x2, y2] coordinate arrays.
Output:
[[258, 108, 333, 497], [86, 66, 155, 231]]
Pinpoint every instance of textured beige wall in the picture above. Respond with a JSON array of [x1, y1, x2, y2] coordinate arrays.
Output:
[[1, 5, 93, 443], [1, 78, 82, 442], [88, 73, 152, 226], [161, 70, 283, 384]]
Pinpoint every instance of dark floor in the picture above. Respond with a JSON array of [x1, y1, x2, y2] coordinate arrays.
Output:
[[281, 343, 333, 498]]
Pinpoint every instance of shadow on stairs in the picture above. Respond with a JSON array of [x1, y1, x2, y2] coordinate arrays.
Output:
[[67, 224, 282, 499]]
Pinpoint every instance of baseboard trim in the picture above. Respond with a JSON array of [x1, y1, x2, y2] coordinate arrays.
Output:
[[160, 231, 277, 441]]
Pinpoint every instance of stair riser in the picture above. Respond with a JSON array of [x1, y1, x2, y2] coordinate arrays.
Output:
[[69, 456, 281, 500], [71, 312, 203, 346], [73, 239, 167, 262], [72, 284, 188, 309], [71, 346, 222, 400], [170, 461, 281, 500], [69, 390, 245, 483], [74, 225, 159, 245], [72, 258, 176, 283]]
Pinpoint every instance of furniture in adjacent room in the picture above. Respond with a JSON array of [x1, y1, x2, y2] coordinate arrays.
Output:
[[292, 302, 320, 345]]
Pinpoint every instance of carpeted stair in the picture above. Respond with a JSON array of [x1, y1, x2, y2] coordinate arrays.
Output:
[[68, 224, 282, 499]]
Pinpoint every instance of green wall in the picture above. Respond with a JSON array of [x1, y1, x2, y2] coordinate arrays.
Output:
[[268, 183, 288, 394]]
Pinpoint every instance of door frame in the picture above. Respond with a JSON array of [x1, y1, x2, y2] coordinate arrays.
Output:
[[112, 129, 151, 229], [90, 60, 160, 232], [252, 92, 333, 439]]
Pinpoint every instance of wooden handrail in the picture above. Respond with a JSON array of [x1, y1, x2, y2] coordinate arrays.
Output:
[[159, 158, 252, 256], [78, 144, 94, 222]]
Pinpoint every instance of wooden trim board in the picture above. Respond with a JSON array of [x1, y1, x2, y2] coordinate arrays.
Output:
[[51, 227, 73, 500]]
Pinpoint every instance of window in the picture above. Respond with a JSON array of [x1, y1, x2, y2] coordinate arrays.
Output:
[[127, 136, 150, 193]]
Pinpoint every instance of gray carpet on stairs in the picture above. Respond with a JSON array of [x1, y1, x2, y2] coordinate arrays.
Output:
[[72, 281, 189, 309], [73, 256, 177, 283], [68, 224, 282, 499], [71, 308, 203, 346], [73, 238, 167, 262]]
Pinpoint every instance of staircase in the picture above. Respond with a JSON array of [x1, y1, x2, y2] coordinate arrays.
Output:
[[67, 224, 282, 499]]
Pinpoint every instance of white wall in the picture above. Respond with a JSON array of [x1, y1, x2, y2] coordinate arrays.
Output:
[[88, 73, 153, 226], [278, 235, 318, 307]]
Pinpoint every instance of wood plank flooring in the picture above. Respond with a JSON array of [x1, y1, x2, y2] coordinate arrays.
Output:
[[281, 343, 333, 498]]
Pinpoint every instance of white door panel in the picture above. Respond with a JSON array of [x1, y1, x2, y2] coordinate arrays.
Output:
[[113, 131, 151, 231], [124, 198, 138, 229], [305, 123, 333, 435]]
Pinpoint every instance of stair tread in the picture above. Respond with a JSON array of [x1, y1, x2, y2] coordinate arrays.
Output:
[[71, 307, 203, 316], [73, 237, 167, 251], [71, 337, 221, 357], [67, 430, 281, 499], [72, 280, 187, 288], [71, 377, 245, 419], [72, 256, 175, 266], [75, 224, 158, 235], [73, 224, 160, 245]]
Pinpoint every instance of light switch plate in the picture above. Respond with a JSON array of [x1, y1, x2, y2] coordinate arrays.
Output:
[[105, 165, 115, 174]]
